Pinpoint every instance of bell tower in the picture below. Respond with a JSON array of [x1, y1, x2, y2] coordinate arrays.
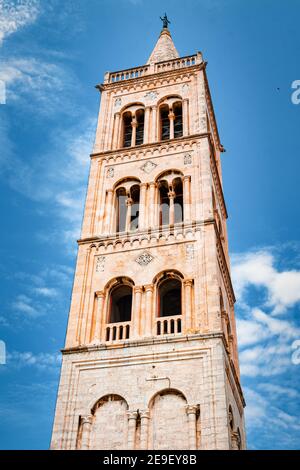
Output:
[[51, 18, 246, 450]]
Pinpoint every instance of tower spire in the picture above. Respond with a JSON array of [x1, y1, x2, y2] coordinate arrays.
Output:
[[147, 14, 179, 65]]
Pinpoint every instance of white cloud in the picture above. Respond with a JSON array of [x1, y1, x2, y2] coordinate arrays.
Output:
[[0, 0, 40, 45], [0, 57, 77, 113], [257, 383, 299, 399], [7, 350, 61, 371], [11, 294, 42, 317], [244, 387, 300, 435], [33, 287, 59, 298], [232, 250, 300, 314]]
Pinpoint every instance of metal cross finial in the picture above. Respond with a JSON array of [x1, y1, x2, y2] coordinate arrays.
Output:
[[160, 13, 170, 29]]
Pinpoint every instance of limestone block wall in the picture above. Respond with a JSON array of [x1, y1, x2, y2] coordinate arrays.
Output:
[[51, 335, 244, 450]]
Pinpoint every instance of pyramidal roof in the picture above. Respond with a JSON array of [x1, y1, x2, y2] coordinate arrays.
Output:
[[147, 28, 179, 65]]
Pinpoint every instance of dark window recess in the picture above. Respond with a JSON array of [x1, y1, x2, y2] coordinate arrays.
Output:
[[135, 110, 145, 146], [123, 113, 132, 147], [158, 279, 182, 317], [116, 188, 127, 232], [130, 184, 140, 231], [173, 177, 183, 223], [160, 105, 170, 140], [110, 285, 132, 323], [159, 182, 170, 226], [173, 102, 183, 138]]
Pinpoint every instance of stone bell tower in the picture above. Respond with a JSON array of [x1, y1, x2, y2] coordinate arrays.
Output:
[[51, 17, 246, 450]]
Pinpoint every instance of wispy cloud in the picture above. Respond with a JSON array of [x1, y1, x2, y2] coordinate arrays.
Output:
[[0, 0, 40, 45], [7, 350, 61, 371]]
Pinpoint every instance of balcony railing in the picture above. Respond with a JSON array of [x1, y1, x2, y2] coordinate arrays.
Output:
[[156, 315, 182, 336], [154, 55, 197, 73], [105, 321, 131, 342], [106, 54, 200, 84]]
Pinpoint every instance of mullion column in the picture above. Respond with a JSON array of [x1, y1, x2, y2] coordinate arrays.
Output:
[[169, 110, 175, 139], [168, 189, 175, 226], [125, 196, 133, 232], [131, 116, 137, 147]]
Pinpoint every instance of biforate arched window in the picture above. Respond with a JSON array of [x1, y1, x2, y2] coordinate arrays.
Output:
[[159, 96, 183, 141], [121, 105, 145, 148], [157, 170, 184, 226]]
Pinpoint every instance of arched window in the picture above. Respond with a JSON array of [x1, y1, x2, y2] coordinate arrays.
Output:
[[158, 278, 182, 317], [109, 284, 132, 323], [157, 171, 184, 227], [173, 101, 183, 138], [160, 104, 170, 140], [158, 97, 183, 141], [121, 106, 145, 148]]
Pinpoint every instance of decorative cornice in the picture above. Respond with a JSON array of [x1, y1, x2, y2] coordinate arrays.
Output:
[[97, 62, 204, 92], [62, 331, 226, 354], [90, 133, 208, 159]]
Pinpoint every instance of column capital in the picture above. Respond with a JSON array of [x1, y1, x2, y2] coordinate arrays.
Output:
[[184, 278, 194, 287], [185, 404, 198, 415], [127, 410, 139, 421], [183, 97, 189, 103], [140, 409, 150, 420], [134, 285, 143, 294], [149, 181, 157, 188], [168, 190, 176, 199], [144, 284, 154, 293], [81, 414, 93, 425], [140, 182, 148, 190], [168, 111, 175, 120], [106, 188, 113, 194], [151, 104, 157, 110], [183, 174, 191, 182], [126, 197, 133, 206], [115, 111, 121, 117], [95, 290, 105, 299]]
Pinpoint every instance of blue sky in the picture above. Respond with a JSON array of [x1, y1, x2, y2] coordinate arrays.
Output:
[[0, 0, 300, 450]]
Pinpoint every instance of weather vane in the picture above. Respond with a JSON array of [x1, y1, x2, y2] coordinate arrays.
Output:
[[160, 13, 170, 29]]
